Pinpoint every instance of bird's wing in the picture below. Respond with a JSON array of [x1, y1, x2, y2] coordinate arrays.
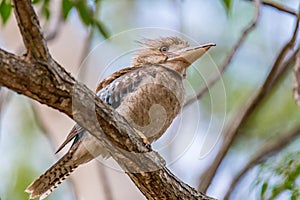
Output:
[[95, 66, 140, 93], [96, 65, 157, 108], [55, 66, 140, 154]]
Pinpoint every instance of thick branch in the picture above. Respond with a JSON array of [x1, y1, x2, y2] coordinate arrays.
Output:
[[7, 1, 218, 198], [198, 2, 300, 192], [0, 48, 214, 200], [224, 127, 300, 199], [13, 0, 51, 61]]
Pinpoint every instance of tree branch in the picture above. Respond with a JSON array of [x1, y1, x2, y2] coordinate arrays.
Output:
[[197, 2, 300, 192], [44, 5, 63, 42], [246, 0, 298, 17], [1, 1, 215, 199], [184, 0, 261, 107], [13, 0, 51, 61], [0, 47, 213, 200], [224, 126, 300, 200]]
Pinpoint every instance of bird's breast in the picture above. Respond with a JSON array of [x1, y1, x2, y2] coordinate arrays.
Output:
[[114, 65, 185, 142]]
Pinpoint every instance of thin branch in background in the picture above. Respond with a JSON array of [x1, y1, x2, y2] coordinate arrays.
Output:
[[186, 0, 299, 108], [293, 50, 300, 108], [44, 7, 63, 42], [77, 26, 95, 80], [197, 0, 300, 193], [246, 0, 298, 17], [35, 0, 63, 42], [224, 127, 300, 200], [78, 1, 100, 65], [77, 1, 100, 79], [184, 0, 261, 107], [222, 45, 300, 199]]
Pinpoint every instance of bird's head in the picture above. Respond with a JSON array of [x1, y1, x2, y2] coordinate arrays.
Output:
[[132, 37, 215, 77]]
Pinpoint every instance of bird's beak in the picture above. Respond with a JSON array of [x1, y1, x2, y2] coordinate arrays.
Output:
[[167, 43, 216, 65]]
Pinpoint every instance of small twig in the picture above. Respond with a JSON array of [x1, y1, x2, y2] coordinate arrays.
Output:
[[77, 27, 95, 81], [293, 50, 300, 108], [246, 0, 298, 17], [224, 127, 300, 199], [44, 7, 63, 42], [222, 44, 300, 200], [77, 1, 100, 80], [184, 0, 261, 107], [198, 0, 300, 193]]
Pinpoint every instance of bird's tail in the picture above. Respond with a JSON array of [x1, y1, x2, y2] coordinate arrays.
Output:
[[25, 150, 78, 199]]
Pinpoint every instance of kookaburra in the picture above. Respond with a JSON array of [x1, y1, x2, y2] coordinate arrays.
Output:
[[25, 37, 215, 199]]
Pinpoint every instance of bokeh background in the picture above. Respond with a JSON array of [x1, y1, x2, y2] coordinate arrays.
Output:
[[0, 0, 300, 199]]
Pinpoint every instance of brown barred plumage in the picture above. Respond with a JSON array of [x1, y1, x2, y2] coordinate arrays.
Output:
[[25, 37, 215, 199]]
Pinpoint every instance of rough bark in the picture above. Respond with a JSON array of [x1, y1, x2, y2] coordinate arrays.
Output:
[[0, 0, 215, 199]]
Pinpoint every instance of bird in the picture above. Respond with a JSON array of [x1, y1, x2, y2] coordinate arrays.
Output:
[[25, 37, 215, 199]]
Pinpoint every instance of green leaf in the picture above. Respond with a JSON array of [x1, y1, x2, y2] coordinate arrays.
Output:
[[41, 0, 51, 20], [94, 20, 109, 39], [256, 151, 300, 199], [260, 182, 268, 198], [42, 6, 50, 20], [291, 189, 299, 200], [75, 0, 91, 25], [32, 0, 40, 4], [221, 0, 233, 14], [0, 0, 12, 25], [62, 0, 74, 20]]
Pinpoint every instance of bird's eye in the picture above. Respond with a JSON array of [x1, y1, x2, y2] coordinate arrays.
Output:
[[160, 46, 168, 52]]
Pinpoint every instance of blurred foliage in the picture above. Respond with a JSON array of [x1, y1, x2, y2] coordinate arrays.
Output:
[[255, 151, 300, 200], [0, 0, 12, 24], [221, 0, 233, 14], [0, 97, 66, 200], [1, 0, 300, 199], [234, 70, 300, 148], [0, 0, 237, 38], [0, 0, 109, 38]]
